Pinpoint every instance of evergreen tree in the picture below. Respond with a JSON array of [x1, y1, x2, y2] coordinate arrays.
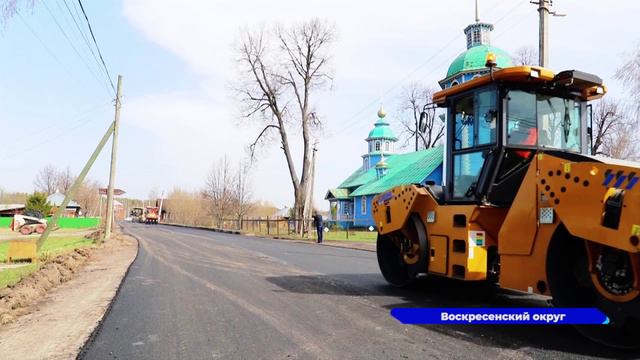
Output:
[[25, 192, 51, 218]]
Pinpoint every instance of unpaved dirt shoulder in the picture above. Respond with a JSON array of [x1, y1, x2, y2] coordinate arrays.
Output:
[[0, 232, 138, 360]]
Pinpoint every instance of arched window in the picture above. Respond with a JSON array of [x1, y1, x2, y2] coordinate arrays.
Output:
[[375, 141, 381, 151], [384, 141, 390, 151], [361, 196, 367, 215]]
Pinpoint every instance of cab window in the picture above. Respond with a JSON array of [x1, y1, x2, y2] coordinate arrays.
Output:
[[507, 91, 537, 146], [454, 89, 497, 150], [453, 151, 485, 199], [454, 96, 474, 150], [507, 90, 582, 152], [451, 88, 496, 200]]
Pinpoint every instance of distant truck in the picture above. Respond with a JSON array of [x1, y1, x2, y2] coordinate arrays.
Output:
[[144, 206, 159, 224], [130, 207, 144, 223], [11, 215, 47, 235]]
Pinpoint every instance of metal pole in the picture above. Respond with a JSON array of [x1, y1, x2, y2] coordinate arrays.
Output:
[[158, 190, 165, 223], [105, 75, 123, 240], [37, 122, 116, 250], [415, 117, 419, 151], [538, 0, 549, 67]]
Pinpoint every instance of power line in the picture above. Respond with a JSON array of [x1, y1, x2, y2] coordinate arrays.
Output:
[[76, 0, 117, 95], [335, 0, 531, 135], [42, 0, 112, 95], [57, 0, 112, 93], [0, 102, 112, 162]]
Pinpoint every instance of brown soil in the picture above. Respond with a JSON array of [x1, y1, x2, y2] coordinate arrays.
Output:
[[0, 228, 129, 326], [0, 228, 137, 359], [0, 247, 93, 325]]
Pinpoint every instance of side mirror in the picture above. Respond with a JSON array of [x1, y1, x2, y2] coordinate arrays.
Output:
[[586, 104, 594, 155], [419, 111, 428, 133]]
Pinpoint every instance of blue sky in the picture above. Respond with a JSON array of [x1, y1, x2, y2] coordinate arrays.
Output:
[[1, 0, 638, 209]]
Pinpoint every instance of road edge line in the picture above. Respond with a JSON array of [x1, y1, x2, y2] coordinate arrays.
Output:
[[159, 223, 376, 253], [76, 227, 141, 359]]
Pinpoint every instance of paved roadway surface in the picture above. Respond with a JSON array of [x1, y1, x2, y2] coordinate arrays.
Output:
[[81, 223, 638, 359]]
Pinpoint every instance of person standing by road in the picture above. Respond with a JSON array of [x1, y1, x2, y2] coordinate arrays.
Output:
[[313, 212, 324, 243]]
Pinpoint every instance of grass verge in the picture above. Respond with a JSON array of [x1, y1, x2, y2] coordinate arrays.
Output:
[[0, 236, 94, 289]]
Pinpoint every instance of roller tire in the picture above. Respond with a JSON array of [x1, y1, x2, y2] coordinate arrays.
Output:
[[547, 228, 640, 349], [377, 214, 428, 287]]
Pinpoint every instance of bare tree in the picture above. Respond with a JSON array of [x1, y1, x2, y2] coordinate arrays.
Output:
[[203, 157, 235, 228], [615, 44, 640, 115], [75, 179, 102, 216], [512, 46, 538, 66], [34, 164, 58, 195], [233, 161, 253, 223], [399, 84, 444, 150], [164, 188, 210, 227], [592, 98, 639, 159], [236, 19, 334, 232], [1, 0, 36, 23], [56, 166, 74, 194]]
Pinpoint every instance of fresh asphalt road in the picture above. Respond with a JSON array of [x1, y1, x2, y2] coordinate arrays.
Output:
[[81, 223, 635, 359]]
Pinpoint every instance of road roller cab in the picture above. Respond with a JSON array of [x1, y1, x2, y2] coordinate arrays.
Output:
[[372, 63, 640, 347]]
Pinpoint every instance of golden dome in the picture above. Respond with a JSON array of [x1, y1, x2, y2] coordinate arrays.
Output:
[[377, 106, 387, 118]]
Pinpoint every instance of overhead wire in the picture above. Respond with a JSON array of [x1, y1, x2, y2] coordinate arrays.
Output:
[[334, 0, 531, 135], [41, 0, 112, 96], [76, 0, 117, 95], [0, 101, 112, 162], [57, 0, 113, 94]]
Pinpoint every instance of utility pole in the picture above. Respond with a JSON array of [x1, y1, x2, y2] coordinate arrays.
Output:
[[531, 0, 565, 67], [537, 0, 550, 67], [104, 75, 123, 240], [303, 144, 318, 238], [158, 190, 165, 223]]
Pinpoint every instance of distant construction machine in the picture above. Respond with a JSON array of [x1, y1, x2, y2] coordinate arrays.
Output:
[[144, 206, 159, 224], [11, 215, 47, 235], [372, 60, 640, 348]]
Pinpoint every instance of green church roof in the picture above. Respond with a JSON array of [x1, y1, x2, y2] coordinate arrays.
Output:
[[335, 146, 443, 197], [446, 44, 513, 78], [351, 146, 443, 196], [325, 188, 351, 200]]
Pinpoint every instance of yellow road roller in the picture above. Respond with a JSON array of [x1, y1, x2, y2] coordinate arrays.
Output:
[[372, 63, 640, 347]]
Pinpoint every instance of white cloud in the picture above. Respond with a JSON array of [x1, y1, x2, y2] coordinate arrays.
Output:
[[120, 0, 640, 208]]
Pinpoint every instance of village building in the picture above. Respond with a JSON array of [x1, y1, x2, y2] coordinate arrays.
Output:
[[47, 191, 82, 218], [325, 10, 512, 228], [325, 107, 443, 228]]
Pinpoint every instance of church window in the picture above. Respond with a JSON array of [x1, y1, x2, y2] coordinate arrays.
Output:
[[384, 141, 390, 152], [473, 29, 480, 44], [361, 196, 367, 215], [342, 201, 350, 216], [375, 141, 381, 151]]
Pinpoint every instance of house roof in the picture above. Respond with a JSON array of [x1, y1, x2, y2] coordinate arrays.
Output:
[[325, 188, 351, 200], [350, 146, 443, 197], [47, 192, 80, 208], [0, 204, 25, 211]]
